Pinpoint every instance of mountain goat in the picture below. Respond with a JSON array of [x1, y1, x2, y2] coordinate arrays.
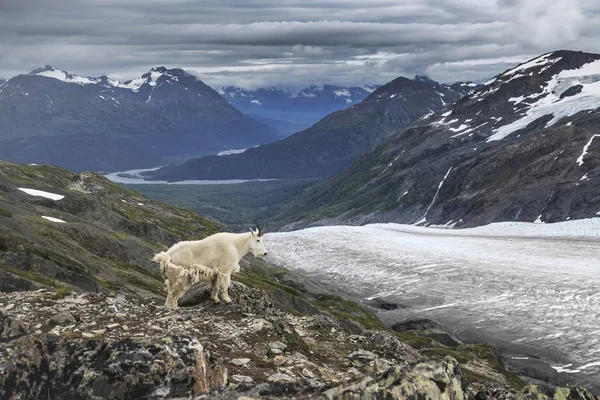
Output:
[[153, 223, 267, 309]]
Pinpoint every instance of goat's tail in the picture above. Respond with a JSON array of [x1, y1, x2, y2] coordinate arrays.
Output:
[[152, 252, 171, 279]]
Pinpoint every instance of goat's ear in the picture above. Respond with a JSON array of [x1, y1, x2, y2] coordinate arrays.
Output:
[[249, 228, 257, 236]]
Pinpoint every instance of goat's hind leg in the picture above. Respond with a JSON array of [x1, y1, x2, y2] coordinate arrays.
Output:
[[164, 279, 179, 309]]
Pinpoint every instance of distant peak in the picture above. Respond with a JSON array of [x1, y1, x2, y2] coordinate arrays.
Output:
[[150, 66, 168, 73], [148, 66, 190, 77], [414, 75, 435, 83], [29, 65, 58, 75]]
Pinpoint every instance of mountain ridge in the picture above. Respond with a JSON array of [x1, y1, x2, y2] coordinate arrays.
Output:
[[147, 75, 478, 181], [272, 50, 600, 229], [0, 66, 277, 172]]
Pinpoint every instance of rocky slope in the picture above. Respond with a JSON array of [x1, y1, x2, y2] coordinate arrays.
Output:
[[0, 66, 276, 172], [274, 50, 600, 228], [147, 76, 478, 181], [1, 160, 595, 398]]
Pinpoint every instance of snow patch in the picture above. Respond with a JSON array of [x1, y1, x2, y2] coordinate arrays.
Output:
[[488, 59, 600, 142], [576, 135, 600, 166], [35, 69, 97, 85], [18, 188, 64, 201], [42, 216, 66, 223], [502, 54, 562, 77], [333, 89, 351, 98]]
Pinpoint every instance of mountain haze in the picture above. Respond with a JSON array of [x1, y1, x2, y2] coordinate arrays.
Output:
[[274, 50, 600, 228], [148, 76, 478, 181], [0, 66, 276, 172], [220, 84, 379, 130]]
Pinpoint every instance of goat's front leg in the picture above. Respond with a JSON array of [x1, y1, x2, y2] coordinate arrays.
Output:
[[210, 273, 221, 304], [220, 273, 232, 304]]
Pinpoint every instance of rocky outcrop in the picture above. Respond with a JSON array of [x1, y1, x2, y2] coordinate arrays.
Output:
[[322, 356, 464, 399], [0, 287, 597, 399], [0, 331, 226, 399]]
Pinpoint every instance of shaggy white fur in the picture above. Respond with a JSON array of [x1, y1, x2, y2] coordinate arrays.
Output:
[[153, 229, 267, 308]]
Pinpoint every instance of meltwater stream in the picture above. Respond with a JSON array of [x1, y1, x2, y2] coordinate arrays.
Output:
[[265, 220, 600, 390]]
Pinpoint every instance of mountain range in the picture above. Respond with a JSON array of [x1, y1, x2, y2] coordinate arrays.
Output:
[[219, 84, 380, 133], [273, 50, 600, 228], [0, 66, 277, 172], [147, 76, 478, 181]]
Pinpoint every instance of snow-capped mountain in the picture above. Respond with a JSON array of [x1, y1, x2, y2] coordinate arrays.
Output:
[[146, 75, 476, 181], [274, 50, 600, 228], [219, 84, 380, 131], [0, 66, 276, 172]]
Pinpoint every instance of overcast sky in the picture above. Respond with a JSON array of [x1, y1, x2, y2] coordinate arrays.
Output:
[[2, 0, 599, 89]]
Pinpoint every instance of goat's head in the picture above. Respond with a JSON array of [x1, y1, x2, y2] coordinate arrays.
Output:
[[250, 221, 267, 258]]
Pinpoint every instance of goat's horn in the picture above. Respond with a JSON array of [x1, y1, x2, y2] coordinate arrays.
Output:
[[254, 220, 263, 236]]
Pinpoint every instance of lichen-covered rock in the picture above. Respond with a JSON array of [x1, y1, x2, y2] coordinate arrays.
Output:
[[0, 334, 227, 399], [0, 311, 31, 340], [46, 310, 77, 326], [322, 356, 465, 400], [362, 330, 423, 364], [519, 384, 597, 400]]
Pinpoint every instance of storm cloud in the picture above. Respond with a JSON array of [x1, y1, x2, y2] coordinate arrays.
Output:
[[2, 0, 600, 88]]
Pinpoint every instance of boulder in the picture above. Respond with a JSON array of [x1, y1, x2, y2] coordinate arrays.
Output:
[[0, 334, 227, 399], [46, 310, 77, 326], [0, 312, 31, 340]]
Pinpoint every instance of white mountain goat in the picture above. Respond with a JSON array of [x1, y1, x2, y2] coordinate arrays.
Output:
[[153, 223, 267, 309]]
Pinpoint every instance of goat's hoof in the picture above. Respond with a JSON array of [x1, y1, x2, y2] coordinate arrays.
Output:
[[212, 299, 220, 305]]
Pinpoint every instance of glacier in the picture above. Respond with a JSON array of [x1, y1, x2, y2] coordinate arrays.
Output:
[[266, 219, 600, 389]]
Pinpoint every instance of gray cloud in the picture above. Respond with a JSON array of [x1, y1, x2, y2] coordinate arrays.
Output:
[[2, 0, 600, 89]]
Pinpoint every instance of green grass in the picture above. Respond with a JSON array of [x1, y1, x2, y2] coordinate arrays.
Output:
[[394, 330, 438, 349], [1, 267, 58, 287], [0, 208, 12, 217], [233, 264, 303, 299], [312, 294, 386, 331], [43, 285, 71, 300]]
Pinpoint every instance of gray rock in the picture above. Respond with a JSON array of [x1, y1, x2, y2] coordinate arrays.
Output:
[[348, 349, 378, 363], [230, 358, 251, 367], [269, 341, 287, 351], [105, 304, 118, 314], [0, 312, 31, 340], [267, 372, 295, 383], [231, 375, 253, 384], [46, 310, 77, 326], [362, 330, 423, 364], [338, 317, 365, 335], [178, 281, 276, 314]]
